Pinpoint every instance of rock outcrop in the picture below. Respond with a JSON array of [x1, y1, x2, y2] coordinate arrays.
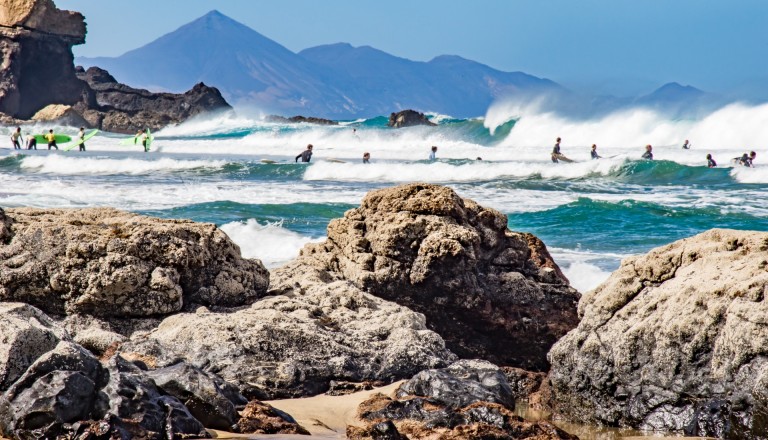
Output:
[[271, 183, 580, 370], [74, 66, 232, 134], [0, 0, 231, 131], [0, 207, 269, 317], [120, 281, 456, 399], [387, 109, 437, 128], [265, 114, 339, 125], [548, 229, 768, 438]]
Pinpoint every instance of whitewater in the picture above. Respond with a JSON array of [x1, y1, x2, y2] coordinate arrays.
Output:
[[2, 103, 768, 293]]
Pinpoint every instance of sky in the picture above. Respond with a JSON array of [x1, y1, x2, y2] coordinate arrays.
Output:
[[59, 0, 768, 99]]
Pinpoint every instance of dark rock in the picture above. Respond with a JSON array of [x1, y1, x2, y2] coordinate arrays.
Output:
[[145, 362, 246, 430], [387, 110, 436, 128], [326, 380, 385, 396], [271, 183, 580, 370], [235, 400, 310, 435], [346, 420, 407, 440], [396, 359, 515, 409], [502, 366, 546, 402], [265, 114, 339, 125]]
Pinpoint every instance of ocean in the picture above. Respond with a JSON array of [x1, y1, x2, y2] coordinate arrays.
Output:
[[2, 102, 767, 293]]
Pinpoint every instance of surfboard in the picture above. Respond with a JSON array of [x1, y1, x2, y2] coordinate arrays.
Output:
[[552, 153, 575, 163], [260, 159, 277, 164], [121, 131, 154, 150], [34, 134, 71, 144], [62, 129, 99, 151], [326, 158, 346, 163]]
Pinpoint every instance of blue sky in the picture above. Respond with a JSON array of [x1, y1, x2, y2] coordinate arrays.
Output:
[[59, 0, 768, 98]]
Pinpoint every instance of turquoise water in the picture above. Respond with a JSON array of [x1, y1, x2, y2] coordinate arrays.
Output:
[[2, 110, 767, 292]]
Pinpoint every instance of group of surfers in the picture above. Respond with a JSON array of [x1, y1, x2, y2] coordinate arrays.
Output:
[[9, 127, 152, 152], [552, 137, 757, 168]]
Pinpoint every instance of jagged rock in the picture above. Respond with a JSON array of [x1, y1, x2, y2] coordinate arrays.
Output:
[[0, 207, 269, 317], [0, 303, 69, 391], [74, 67, 232, 133], [354, 393, 577, 440], [145, 362, 246, 430], [235, 400, 310, 435], [266, 114, 339, 125], [326, 380, 384, 396], [395, 359, 515, 409], [31, 103, 89, 126], [346, 420, 407, 440], [0, 0, 85, 38], [548, 229, 768, 438], [387, 109, 436, 128], [271, 183, 580, 370], [502, 366, 546, 403], [121, 281, 456, 399]]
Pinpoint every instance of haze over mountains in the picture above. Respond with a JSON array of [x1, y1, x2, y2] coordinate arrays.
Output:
[[77, 10, 721, 119]]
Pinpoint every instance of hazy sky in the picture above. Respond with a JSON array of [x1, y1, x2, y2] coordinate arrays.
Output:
[[59, 0, 768, 98]]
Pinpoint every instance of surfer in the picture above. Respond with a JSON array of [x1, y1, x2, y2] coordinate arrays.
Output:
[[706, 154, 717, 168], [141, 129, 150, 152], [682, 140, 691, 149], [295, 144, 313, 162], [26, 134, 36, 150], [78, 127, 86, 152], [429, 146, 438, 161], [363, 152, 370, 164], [641, 144, 653, 160], [10, 127, 21, 150], [590, 144, 601, 159], [45, 129, 58, 150], [551, 137, 562, 163]]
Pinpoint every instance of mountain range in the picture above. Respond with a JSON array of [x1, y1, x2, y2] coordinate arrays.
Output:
[[77, 10, 719, 119]]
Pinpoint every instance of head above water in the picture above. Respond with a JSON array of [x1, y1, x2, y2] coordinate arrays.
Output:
[[307, 144, 313, 150], [591, 144, 597, 149], [706, 154, 712, 159], [431, 146, 438, 152], [646, 144, 652, 151], [556, 137, 561, 142], [750, 151, 757, 158]]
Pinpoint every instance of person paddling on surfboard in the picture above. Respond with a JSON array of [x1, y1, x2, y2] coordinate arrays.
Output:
[[45, 129, 58, 150], [590, 144, 601, 159], [295, 144, 313, 162], [551, 137, 562, 163], [78, 127, 87, 152]]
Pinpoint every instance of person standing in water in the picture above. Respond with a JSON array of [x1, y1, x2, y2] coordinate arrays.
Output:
[[295, 144, 313, 162], [429, 146, 438, 160], [706, 154, 717, 168], [141, 129, 150, 152], [26, 133, 36, 150], [641, 144, 653, 160], [682, 140, 691, 149], [10, 127, 21, 150], [78, 127, 87, 152], [590, 144, 601, 159], [45, 129, 58, 150], [551, 137, 562, 163], [362, 152, 370, 163]]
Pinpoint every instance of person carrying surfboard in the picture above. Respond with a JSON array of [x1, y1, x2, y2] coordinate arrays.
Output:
[[551, 137, 562, 163], [78, 127, 87, 152], [141, 129, 150, 152], [45, 129, 58, 150]]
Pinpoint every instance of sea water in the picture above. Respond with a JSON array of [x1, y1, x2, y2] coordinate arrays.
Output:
[[1, 103, 767, 293]]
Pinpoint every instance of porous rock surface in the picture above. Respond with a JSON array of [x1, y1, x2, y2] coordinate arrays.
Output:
[[0, 207, 268, 317], [549, 228, 768, 438], [271, 183, 580, 370], [121, 281, 456, 399], [386, 109, 437, 128]]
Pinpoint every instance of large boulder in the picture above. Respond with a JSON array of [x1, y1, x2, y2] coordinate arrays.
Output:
[[121, 280, 456, 399], [548, 229, 768, 438], [0, 0, 85, 38], [387, 110, 436, 128], [271, 183, 580, 370], [0, 207, 269, 317]]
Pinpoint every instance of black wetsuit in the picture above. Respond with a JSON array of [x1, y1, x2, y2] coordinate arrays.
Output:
[[682, 142, 690, 149], [591, 150, 600, 159], [707, 158, 717, 168], [79, 132, 86, 151], [295, 149, 312, 162], [641, 151, 653, 160]]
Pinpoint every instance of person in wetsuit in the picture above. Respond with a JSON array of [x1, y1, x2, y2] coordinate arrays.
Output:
[[590, 144, 601, 159], [551, 137, 562, 163], [706, 154, 717, 168], [78, 127, 87, 152], [363, 152, 370, 163], [429, 145, 438, 160], [682, 140, 691, 149], [295, 144, 313, 162], [641, 144, 653, 160]]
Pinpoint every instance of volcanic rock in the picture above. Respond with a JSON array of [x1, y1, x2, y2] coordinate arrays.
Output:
[[548, 229, 768, 438], [271, 183, 580, 370], [235, 400, 310, 435], [0, 207, 269, 318], [387, 109, 437, 128], [120, 281, 456, 399], [265, 114, 339, 125]]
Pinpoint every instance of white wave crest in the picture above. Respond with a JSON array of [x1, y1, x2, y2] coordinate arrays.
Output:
[[19, 155, 227, 175], [220, 219, 320, 268]]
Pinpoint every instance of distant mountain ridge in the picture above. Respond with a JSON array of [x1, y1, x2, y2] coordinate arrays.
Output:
[[76, 10, 562, 119]]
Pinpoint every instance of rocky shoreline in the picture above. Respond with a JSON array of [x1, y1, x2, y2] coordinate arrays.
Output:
[[1, 183, 767, 439]]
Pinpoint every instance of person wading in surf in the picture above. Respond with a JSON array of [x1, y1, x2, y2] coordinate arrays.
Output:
[[295, 144, 313, 162], [641, 144, 653, 160]]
